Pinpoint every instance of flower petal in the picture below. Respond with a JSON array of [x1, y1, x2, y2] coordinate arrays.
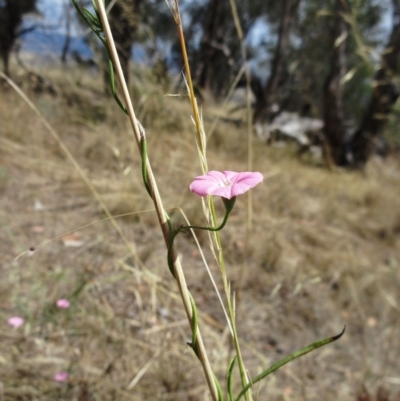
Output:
[[190, 171, 263, 199], [208, 185, 234, 199], [8, 316, 24, 328], [56, 299, 70, 309], [229, 172, 263, 197], [54, 371, 69, 382]]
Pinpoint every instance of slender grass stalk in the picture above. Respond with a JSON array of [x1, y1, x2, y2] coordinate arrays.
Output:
[[167, 1, 258, 400], [228, 0, 254, 295], [168, 1, 207, 166], [91, 1, 219, 399], [167, 1, 263, 399], [228, 1, 255, 399]]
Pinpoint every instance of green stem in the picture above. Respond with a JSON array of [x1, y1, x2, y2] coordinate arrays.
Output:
[[227, 357, 236, 401], [182, 207, 232, 232], [229, 301, 250, 401], [140, 136, 151, 197]]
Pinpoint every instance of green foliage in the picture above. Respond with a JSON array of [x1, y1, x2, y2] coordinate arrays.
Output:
[[387, 100, 400, 144], [175, 0, 275, 96], [276, 0, 386, 119], [70, 0, 393, 124]]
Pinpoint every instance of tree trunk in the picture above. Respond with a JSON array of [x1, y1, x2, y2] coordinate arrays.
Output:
[[322, 0, 350, 166], [253, 0, 301, 123], [350, 0, 400, 166], [61, 0, 72, 64], [0, 1, 23, 76], [194, 0, 227, 94], [1, 52, 10, 76]]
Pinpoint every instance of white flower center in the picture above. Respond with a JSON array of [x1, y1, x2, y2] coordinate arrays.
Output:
[[220, 179, 232, 187]]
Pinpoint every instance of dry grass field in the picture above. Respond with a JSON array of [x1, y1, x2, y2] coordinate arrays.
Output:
[[1, 61, 400, 401]]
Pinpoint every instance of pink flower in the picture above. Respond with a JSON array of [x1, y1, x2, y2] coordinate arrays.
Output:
[[190, 171, 263, 200], [7, 316, 24, 328], [54, 371, 69, 382], [56, 299, 70, 309]]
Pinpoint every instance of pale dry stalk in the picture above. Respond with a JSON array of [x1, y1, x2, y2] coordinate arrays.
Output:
[[93, 1, 218, 399]]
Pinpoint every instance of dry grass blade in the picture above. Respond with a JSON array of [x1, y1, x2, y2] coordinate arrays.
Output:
[[178, 207, 233, 335], [127, 342, 165, 390], [0, 70, 140, 265]]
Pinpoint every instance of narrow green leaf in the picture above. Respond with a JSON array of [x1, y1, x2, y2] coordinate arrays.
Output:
[[90, 0, 103, 28], [227, 357, 236, 401], [108, 59, 128, 114], [83, 8, 100, 27], [235, 327, 346, 401], [213, 374, 224, 401], [167, 229, 178, 279], [189, 292, 198, 350], [71, 0, 92, 27], [90, 0, 98, 12], [140, 137, 151, 197]]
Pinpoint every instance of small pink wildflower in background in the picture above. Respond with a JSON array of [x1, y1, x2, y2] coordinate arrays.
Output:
[[7, 316, 24, 328], [54, 371, 69, 382], [56, 299, 70, 309], [190, 171, 263, 199]]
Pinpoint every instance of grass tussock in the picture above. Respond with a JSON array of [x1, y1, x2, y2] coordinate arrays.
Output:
[[1, 63, 400, 401]]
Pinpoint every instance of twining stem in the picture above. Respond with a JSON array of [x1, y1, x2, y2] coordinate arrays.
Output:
[[182, 198, 236, 232], [88, 1, 219, 400]]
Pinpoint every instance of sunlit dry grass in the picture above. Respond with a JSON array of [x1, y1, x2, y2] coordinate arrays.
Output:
[[1, 63, 400, 401]]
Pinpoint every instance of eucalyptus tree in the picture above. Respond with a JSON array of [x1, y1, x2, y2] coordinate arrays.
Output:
[[252, 0, 302, 123], [351, 0, 400, 166], [320, 0, 389, 166], [262, 0, 387, 166], [323, 0, 351, 166], [179, 0, 273, 98]]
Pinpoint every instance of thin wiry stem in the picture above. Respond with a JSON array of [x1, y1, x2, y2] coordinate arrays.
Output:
[[227, 0, 255, 399], [168, 1, 253, 399]]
